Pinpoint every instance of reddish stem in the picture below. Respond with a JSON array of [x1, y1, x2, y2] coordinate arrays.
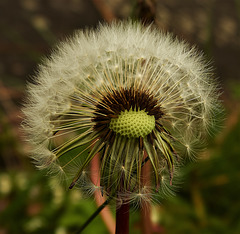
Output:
[[91, 0, 116, 22], [141, 151, 152, 234], [90, 153, 115, 234], [115, 202, 130, 234]]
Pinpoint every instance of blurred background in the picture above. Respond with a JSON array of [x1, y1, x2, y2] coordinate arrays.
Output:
[[0, 0, 240, 233]]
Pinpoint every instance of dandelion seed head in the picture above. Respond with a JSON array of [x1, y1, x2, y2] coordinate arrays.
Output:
[[23, 21, 222, 205]]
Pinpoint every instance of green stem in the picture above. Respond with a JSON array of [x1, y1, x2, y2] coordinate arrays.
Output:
[[75, 197, 112, 234]]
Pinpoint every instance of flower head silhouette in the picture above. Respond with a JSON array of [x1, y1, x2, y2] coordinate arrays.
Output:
[[23, 21, 221, 205]]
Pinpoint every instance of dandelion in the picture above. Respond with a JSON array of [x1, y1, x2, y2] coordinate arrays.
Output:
[[23, 21, 222, 233]]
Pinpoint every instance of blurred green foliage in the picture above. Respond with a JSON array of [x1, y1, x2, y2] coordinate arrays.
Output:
[[0, 170, 109, 234]]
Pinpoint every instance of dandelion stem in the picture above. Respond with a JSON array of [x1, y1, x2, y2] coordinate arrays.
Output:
[[141, 151, 152, 234], [115, 160, 130, 234], [90, 153, 115, 233], [77, 156, 151, 233], [115, 202, 130, 234], [115, 153, 150, 234]]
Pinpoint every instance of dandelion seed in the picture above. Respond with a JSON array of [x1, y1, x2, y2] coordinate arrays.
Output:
[[23, 21, 222, 205]]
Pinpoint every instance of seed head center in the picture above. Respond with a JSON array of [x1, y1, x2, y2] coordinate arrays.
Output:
[[109, 109, 155, 138]]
